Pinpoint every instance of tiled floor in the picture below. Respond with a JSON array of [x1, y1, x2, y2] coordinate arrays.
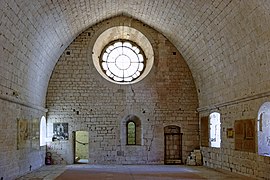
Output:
[[16, 165, 257, 180]]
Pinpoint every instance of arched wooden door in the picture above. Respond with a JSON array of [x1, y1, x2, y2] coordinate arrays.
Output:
[[164, 125, 182, 164]]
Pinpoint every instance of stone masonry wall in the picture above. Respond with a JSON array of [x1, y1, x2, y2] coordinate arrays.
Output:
[[199, 97, 270, 179], [46, 16, 199, 165], [0, 98, 46, 179]]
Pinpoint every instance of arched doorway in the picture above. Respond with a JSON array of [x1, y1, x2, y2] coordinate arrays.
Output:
[[164, 125, 182, 164]]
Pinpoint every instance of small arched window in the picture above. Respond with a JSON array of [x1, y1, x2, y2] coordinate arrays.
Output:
[[40, 116, 46, 146], [122, 115, 142, 145], [209, 112, 221, 148], [127, 121, 136, 145]]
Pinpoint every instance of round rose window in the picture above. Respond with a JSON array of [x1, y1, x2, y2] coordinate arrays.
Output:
[[100, 40, 145, 82], [92, 26, 154, 85]]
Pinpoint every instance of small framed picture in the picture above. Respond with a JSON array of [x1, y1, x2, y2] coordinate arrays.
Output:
[[52, 123, 69, 141], [227, 128, 234, 138]]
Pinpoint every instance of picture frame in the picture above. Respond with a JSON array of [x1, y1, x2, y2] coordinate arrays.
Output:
[[17, 119, 29, 149], [227, 128, 234, 138], [31, 118, 40, 150], [52, 123, 69, 141], [244, 120, 254, 140]]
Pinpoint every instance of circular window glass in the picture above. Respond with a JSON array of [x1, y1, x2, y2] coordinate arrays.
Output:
[[100, 40, 145, 82]]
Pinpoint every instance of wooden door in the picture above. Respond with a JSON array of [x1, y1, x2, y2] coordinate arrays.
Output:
[[164, 125, 182, 164]]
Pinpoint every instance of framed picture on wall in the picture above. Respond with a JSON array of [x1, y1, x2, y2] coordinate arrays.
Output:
[[31, 118, 40, 150], [17, 119, 29, 149], [227, 128, 234, 138], [234, 119, 255, 152], [52, 123, 69, 141], [244, 121, 254, 140]]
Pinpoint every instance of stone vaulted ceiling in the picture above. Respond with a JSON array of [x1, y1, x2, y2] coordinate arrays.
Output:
[[1, 0, 270, 109]]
